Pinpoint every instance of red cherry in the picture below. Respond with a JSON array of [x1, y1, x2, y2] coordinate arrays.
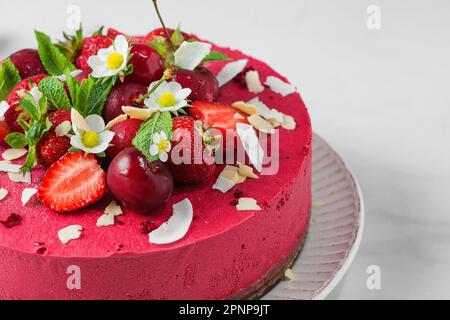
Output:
[[103, 82, 148, 123], [9, 49, 46, 78], [128, 44, 164, 86], [107, 148, 174, 214], [144, 28, 188, 43], [174, 67, 219, 103], [0, 120, 11, 147], [106, 119, 143, 160]]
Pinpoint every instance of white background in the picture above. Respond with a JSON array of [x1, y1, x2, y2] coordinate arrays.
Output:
[[1, 0, 449, 299]]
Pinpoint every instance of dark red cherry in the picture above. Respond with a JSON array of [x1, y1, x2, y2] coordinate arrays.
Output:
[[103, 82, 147, 123], [107, 148, 174, 214], [128, 44, 164, 86], [106, 119, 143, 160], [9, 49, 46, 78], [174, 67, 219, 103]]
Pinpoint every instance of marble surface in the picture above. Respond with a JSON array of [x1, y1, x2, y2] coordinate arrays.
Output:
[[1, 0, 449, 299]]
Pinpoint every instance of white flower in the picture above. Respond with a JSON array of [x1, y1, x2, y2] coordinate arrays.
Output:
[[55, 70, 83, 82], [0, 101, 10, 121], [70, 109, 115, 155], [144, 81, 191, 113], [174, 41, 212, 71], [150, 131, 171, 162], [88, 35, 129, 78]]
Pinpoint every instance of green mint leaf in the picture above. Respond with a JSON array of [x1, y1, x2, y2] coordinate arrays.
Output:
[[85, 76, 116, 116], [65, 69, 80, 107], [56, 26, 84, 63], [202, 51, 231, 62], [132, 112, 173, 163], [5, 132, 26, 149], [19, 93, 41, 122], [0, 59, 22, 100], [21, 146, 37, 175], [170, 26, 185, 47], [38, 77, 72, 110], [35, 30, 75, 76]]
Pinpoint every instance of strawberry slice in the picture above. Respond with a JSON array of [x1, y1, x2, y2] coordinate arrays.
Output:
[[189, 101, 249, 136], [38, 151, 106, 213]]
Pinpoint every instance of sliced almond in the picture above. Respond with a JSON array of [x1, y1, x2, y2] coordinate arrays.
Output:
[[0, 188, 8, 201], [213, 166, 239, 193], [55, 121, 72, 137], [236, 175, 247, 184], [122, 106, 155, 121], [8, 171, 31, 184], [284, 268, 295, 281], [0, 161, 21, 173], [238, 163, 259, 179], [233, 113, 245, 120], [221, 168, 239, 182], [96, 213, 115, 227], [105, 200, 123, 216], [282, 115, 296, 130], [248, 114, 275, 134], [268, 118, 282, 128], [2, 148, 27, 161], [245, 70, 265, 94], [231, 101, 258, 116], [236, 198, 262, 211], [58, 225, 82, 244], [105, 114, 128, 129]]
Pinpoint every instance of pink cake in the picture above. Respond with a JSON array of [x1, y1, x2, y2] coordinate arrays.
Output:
[[0, 7, 311, 300]]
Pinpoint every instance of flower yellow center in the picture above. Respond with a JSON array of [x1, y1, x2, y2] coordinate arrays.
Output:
[[106, 53, 124, 71], [82, 131, 100, 148], [158, 140, 170, 152], [158, 92, 176, 108]]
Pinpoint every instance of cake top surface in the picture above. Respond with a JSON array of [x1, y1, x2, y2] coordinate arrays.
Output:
[[0, 27, 311, 258]]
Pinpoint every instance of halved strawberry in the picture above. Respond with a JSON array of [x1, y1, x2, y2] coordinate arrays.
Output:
[[189, 101, 249, 137], [38, 151, 106, 213], [0, 120, 10, 147]]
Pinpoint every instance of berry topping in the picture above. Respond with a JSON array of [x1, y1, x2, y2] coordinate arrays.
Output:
[[174, 67, 219, 103], [127, 44, 164, 86], [106, 118, 143, 160], [38, 151, 106, 213], [107, 148, 174, 214], [5, 74, 47, 133], [140, 220, 157, 234], [103, 82, 147, 123], [37, 133, 71, 167], [75, 35, 113, 71], [48, 109, 71, 127], [167, 116, 216, 185], [8, 49, 46, 78], [0, 213, 22, 229]]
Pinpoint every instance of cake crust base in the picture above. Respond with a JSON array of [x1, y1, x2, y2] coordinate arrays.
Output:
[[230, 227, 308, 300]]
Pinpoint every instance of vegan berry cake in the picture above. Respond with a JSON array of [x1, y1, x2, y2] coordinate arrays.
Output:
[[0, 1, 312, 300]]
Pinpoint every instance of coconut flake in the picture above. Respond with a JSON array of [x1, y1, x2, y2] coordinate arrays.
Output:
[[21, 188, 37, 206], [105, 200, 123, 216], [0, 101, 10, 121], [236, 123, 264, 173], [55, 121, 72, 137], [105, 114, 128, 129], [0, 161, 21, 173], [236, 198, 262, 211], [245, 70, 265, 94], [213, 176, 237, 194], [265, 76, 297, 97], [58, 225, 83, 244], [8, 171, 31, 184], [282, 115, 297, 130], [231, 101, 258, 116], [217, 59, 248, 87], [247, 97, 284, 123], [149, 199, 193, 245], [0, 188, 8, 201], [2, 148, 27, 161], [174, 41, 212, 71]]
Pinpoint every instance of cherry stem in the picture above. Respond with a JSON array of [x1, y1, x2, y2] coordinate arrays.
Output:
[[152, 0, 175, 52], [135, 68, 174, 104]]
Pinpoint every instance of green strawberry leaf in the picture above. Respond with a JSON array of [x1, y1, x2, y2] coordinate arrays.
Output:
[[55, 26, 84, 63], [35, 30, 75, 76], [170, 26, 185, 47], [65, 69, 80, 107], [0, 59, 22, 100], [38, 77, 72, 110], [202, 51, 231, 62], [132, 112, 173, 163], [5, 132, 26, 149], [19, 92, 42, 122]]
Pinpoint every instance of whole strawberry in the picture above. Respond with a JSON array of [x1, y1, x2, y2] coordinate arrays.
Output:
[[5, 74, 47, 133], [76, 35, 112, 71], [167, 116, 216, 185], [37, 110, 72, 167]]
